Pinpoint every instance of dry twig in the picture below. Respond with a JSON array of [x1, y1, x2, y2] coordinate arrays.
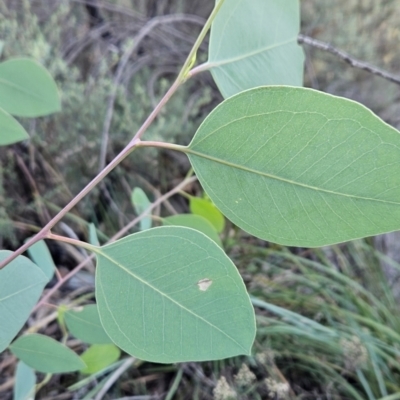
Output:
[[298, 34, 400, 86]]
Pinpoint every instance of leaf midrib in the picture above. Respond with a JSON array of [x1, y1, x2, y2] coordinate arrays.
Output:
[[67, 314, 102, 329], [95, 248, 248, 352], [208, 38, 296, 69], [0, 280, 45, 303], [185, 148, 400, 206], [0, 77, 49, 103]]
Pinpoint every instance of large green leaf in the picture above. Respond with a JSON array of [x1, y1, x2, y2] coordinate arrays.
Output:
[[26, 239, 55, 283], [163, 214, 222, 247], [0, 58, 61, 117], [0, 107, 29, 146], [10, 334, 86, 373], [208, 0, 304, 98], [0, 251, 47, 352], [14, 361, 36, 400], [185, 86, 400, 247], [80, 344, 121, 374], [64, 305, 112, 344], [96, 226, 255, 363]]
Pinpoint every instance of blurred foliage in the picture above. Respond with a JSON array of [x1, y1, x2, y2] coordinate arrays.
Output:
[[0, 0, 218, 242], [301, 0, 400, 128]]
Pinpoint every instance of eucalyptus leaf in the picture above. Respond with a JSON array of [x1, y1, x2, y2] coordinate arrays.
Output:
[[10, 334, 86, 373], [14, 361, 36, 400], [163, 214, 222, 247], [65, 305, 112, 344], [26, 239, 55, 283], [208, 0, 304, 98], [0, 58, 61, 117], [189, 197, 225, 233], [131, 187, 152, 230], [80, 344, 121, 374], [96, 226, 255, 363], [186, 86, 400, 247], [0, 107, 29, 146], [0, 251, 47, 352]]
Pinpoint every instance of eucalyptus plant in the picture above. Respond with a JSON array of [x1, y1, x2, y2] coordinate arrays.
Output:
[[1, 0, 399, 385]]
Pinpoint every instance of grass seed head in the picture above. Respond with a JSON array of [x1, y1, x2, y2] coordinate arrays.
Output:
[[213, 376, 237, 400], [234, 363, 256, 388]]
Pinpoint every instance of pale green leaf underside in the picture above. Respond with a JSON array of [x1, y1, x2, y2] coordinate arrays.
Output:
[[10, 334, 86, 373], [0, 58, 61, 117], [96, 226, 255, 363], [0, 107, 29, 146], [0, 251, 47, 352], [187, 86, 400, 247], [14, 361, 36, 400], [64, 305, 112, 344], [26, 239, 55, 283], [208, 0, 304, 98]]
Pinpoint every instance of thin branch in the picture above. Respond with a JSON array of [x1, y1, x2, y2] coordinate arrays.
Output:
[[176, 0, 226, 83], [0, 143, 137, 269], [33, 175, 197, 311], [14, 152, 51, 226], [46, 232, 96, 252], [99, 14, 205, 172], [298, 34, 400, 86], [0, 1, 223, 270], [137, 141, 187, 153]]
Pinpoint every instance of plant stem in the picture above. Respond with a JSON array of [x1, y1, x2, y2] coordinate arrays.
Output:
[[127, 81, 182, 146], [137, 140, 188, 153], [126, 0, 226, 146], [0, 0, 224, 270], [32, 175, 197, 311], [0, 144, 138, 269], [189, 62, 213, 78], [176, 0, 226, 82], [46, 232, 97, 253]]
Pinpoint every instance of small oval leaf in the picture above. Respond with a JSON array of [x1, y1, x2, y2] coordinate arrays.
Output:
[[0, 58, 61, 117], [96, 226, 255, 363], [0, 107, 29, 146], [189, 197, 225, 233], [10, 334, 86, 373], [14, 361, 36, 400], [65, 305, 112, 345], [80, 344, 121, 375], [208, 0, 304, 98], [186, 86, 400, 247], [163, 214, 222, 247], [26, 239, 55, 283], [0, 251, 47, 352]]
